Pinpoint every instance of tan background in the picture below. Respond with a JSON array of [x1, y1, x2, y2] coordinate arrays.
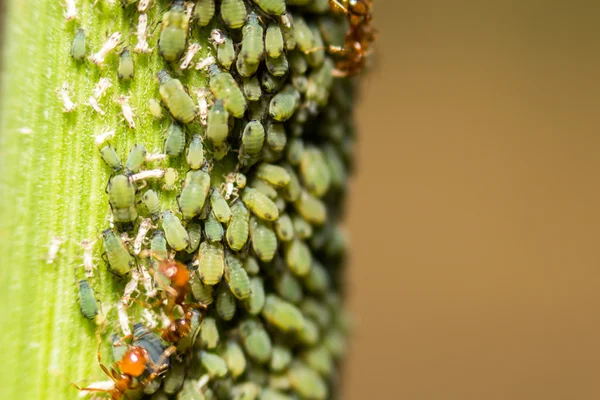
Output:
[[346, 1, 600, 399]]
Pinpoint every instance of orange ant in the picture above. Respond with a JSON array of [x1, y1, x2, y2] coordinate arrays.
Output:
[[329, 0, 376, 76]]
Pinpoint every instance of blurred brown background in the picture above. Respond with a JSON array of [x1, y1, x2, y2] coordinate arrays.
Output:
[[345, 1, 600, 399]]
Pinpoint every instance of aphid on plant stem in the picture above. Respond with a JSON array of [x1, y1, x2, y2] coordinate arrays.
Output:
[[163, 168, 179, 191], [46, 236, 63, 264], [199, 317, 219, 349], [240, 12, 264, 66], [220, 0, 247, 29], [266, 122, 287, 152], [252, 0, 285, 16], [122, 269, 140, 305], [118, 48, 134, 81], [159, 0, 189, 62], [285, 239, 312, 276], [239, 319, 272, 364], [158, 70, 196, 124], [209, 65, 247, 118], [180, 43, 201, 69], [294, 190, 326, 225], [287, 361, 328, 400], [196, 88, 209, 126], [210, 189, 231, 223], [164, 122, 186, 156], [249, 216, 278, 262], [90, 32, 121, 66], [226, 201, 250, 251], [148, 98, 163, 119], [107, 174, 138, 224], [134, 13, 152, 53], [213, 31, 235, 71], [71, 28, 86, 61], [100, 145, 122, 172], [128, 169, 165, 183], [274, 213, 294, 242], [244, 277, 265, 315], [216, 283, 236, 321], [150, 230, 168, 262], [186, 222, 202, 253], [94, 129, 115, 146], [117, 95, 136, 129], [224, 252, 251, 300], [199, 351, 228, 378], [178, 169, 211, 220], [102, 229, 134, 276], [64, 0, 77, 21], [161, 211, 189, 251], [241, 120, 265, 155], [266, 54, 289, 77], [88, 78, 111, 115], [206, 99, 229, 145], [80, 239, 97, 278], [256, 163, 290, 187], [197, 241, 225, 285], [243, 77, 262, 102], [186, 135, 204, 169], [78, 279, 99, 320], [195, 0, 215, 27], [299, 147, 331, 197], [125, 144, 147, 174], [224, 340, 246, 378], [265, 24, 284, 58], [242, 187, 279, 221], [269, 85, 300, 122], [204, 212, 224, 243], [134, 218, 153, 255], [57, 83, 76, 112]]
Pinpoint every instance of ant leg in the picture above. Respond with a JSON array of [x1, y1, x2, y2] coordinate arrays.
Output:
[[143, 345, 178, 382], [330, 0, 348, 12]]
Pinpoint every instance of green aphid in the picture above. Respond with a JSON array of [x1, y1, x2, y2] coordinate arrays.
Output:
[[165, 122, 186, 156], [250, 178, 277, 200], [249, 216, 277, 262], [244, 277, 265, 315], [252, 0, 285, 15], [247, 97, 269, 121], [197, 241, 225, 285], [269, 85, 300, 122], [286, 138, 304, 166], [300, 298, 331, 328], [265, 24, 284, 58], [186, 222, 202, 253], [239, 319, 272, 364], [210, 189, 231, 223], [293, 16, 314, 54], [323, 144, 347, 188], [281, 165, 301, 202], [275, 270, 303, 304], [78, 279, 98, 320], [299, 147, 331, 197], [102, 228, 134, 276], [190, 273, 214, 304], [288, 362, 328, 400], [216, 33, 236, 70], [242, 121, 265, 155], [232, 382, 260, 400], [194, 0, 215, 27], [177, 380, 206, 400], [266, 122, 286, 152], [243, 77, 262, 102], [216, 283, 236, 321], [204, 212, 224, 242], [224, 252, 251, 300], [280, 14, 296, 51], [163, 167, 179, 191], [324, 329, 347, 359], [224, 340, 247, 378], [118, 48, 134, 80], [302, 346, 333, 377], [262, 294, 304, 332], [256, 163, 290, 187], [240, 13, 264, 66], [209, 65, 247, 118], [275, 197, 286, 215], [186, 135, 204, 169], [158, 70, 196, 124], [159, 0, 189, 62], [259, 388, 293, 400], [236, 48, 259, 79], [294, 190, 327, 227], [161, 210, 190, 251], [213, 144, 229, 161], [142, 189, 161, 220], [292, 215, 312, 239], [71, 28, 86, 61], [266, 55, 288, 77], [270, 345, 292, 372], [285, 239, 312, 276], [220, 0, 247, 29], [150, 229, 168, 261], [274, 213, 294, 242], [107, 174, 138, 223], [199, 316, 219, 349], [303, 260, 329, 294], [206, 100, 229, 145], [297, 317, 319, 346], [148, 98, 163, 119], [306, 25, 325, 68], [243, 256, 260, 275], [292, 75, 308, 93], [199, 351, 228, 378], [242, 187, 279, 221], [125, 144, 147, 174], [226, 201, 250, 251], [99, 145, 122, 172], [289, 51, 307, 75], [261, 71, 284, 93], [163, 358, 186, 395], [306, 58, 334, 107], [179, 169, 211, 220]]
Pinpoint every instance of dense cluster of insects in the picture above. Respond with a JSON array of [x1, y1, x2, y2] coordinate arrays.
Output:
[[61, 0, 372, 398]]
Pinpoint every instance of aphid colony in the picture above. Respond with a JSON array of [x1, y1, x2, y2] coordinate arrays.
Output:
[[66, 0, 368, 398]]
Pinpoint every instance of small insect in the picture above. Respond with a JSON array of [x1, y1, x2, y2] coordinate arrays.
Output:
[[121, 269, 140, 305], [274, 268, 303, 304], [197, 241, 225, 286], [216, 283, 236, 321], [57, 82, 76, 112], [266, 53, 289, 77], [292, 215, 313, 239], [195, 0, 215, 27], [179, 169, 211, 220], [148, 98, 163, 119], [270, 345, 292, 372], [249, 216, 278, 262], [196, 88, 209, 126], [190, 273, 214, 305], [251, 0, 285, 16], [208, 65, 247, 118], [134, 13, 152, 53], [118, 48, 134, 80], [242, 77, 262, 102], [107, 174, 138, 224], [133, 218, 153, 255], [236, 52, 259, 78], [243, 256, 260, 275], [210, 189, 231, 223], [159, 0, 189, 62], [204, 212, 224, 243], [158, 70, 196, 123], [265, 122, 287, 152], [241, 120, 265, 155], [220, 0, 247, 29], [137, 0, 151, 12], [64, 0, 77, 21], [128, 169, 166, 184], [102, 229, 134, 276], [164, 122, 185, 156], [293, 16, 315, 55], [163, 167, 179, 191], [294, 190, 326, 225], [282, 166, 301, 203], [242, 187, 279, 221], [90, 32, 121, 66], [94, 129, 115, 146], [261, 70, 284, 93], [239, 319, 272, 364], [46, 236, 63, 264], [206, 99, 229, 145], [198, 317, 219, 349], [269, 85, 300, 122], [299, 147, 331, 197], [162, 359, 186, 395], [280, 13, 296, 51], [88, 78, 111, 115], [79, 239, 97, 278], [140, 265, 158, 298], [244, 277, 265, 315], [226, 201, 250, 251], [117, 95, 135, 129], [161, 210, 189, 251], [199, 351, 228, 378], [287, 361, 328, 400], [285, 239, 312, 276], [99, 145, 122, 172], [180, 43, 201, 69], [256, 163, 290, 188], [224, 252, 251, 300], [239, 12, 264, 66], [223, 340, 246, 378], [184, 135, 204, 169], [265, 24, 284, 59], [125, 144, 147, 174], [71, 28, 86, 61]]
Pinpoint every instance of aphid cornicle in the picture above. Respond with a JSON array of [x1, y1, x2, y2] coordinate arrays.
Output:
[[216, 283, 236, 321], [102, 229, 134, 276], [78, 279, 99, 320], [161, 210, 190, 251], [224, 252, 251, 300], [242, 120, 265, 155], [178, 169, 211, 220], [118, 48, 134, 80], [186, 135, 204, 169], [206, 99, 229, 145], [194, 0, 215, 27], [210, 189, 232, 223], [107, 174, 138, 224], [240, 13, 264, 66], [249, 216, 278, 262], [159, 0, 189, 62], [71, 28, 86, 61], [125, 144, 147, 175], [265, 24, 284, 58], [197, 241, 225, 285], [242, 187, 279, 221], [269, 85, 300, 122], [220, 0, 247, 29], [224, 340, 246, 378], [239, 319, 272, 364], [100, 145, 122, 172], [158, 70, 196, 124], [226, 201, 250, 251], [204, 212, 224, 243], [165, 122, 186, 156], [252, 0, 286, 16], [209, 65, 247, 119], [142, 189, 161, 220], [244, 277, 265, 315]]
